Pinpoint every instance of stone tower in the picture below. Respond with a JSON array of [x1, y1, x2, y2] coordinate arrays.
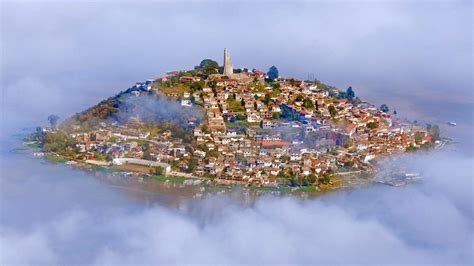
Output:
[[223, 48, 233, 76]]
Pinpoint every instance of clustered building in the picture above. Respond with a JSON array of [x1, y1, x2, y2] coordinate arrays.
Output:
[[55, 49, 435, 186]]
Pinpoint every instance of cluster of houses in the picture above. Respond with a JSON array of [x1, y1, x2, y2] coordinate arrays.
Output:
[[146, 69, 433, 184], [61, 67, 434, 186], [69, 121, 183, 173]]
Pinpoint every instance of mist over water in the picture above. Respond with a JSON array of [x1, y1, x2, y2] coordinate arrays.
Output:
[[1, 0, 473, 265], [1, 143, 472, 264]]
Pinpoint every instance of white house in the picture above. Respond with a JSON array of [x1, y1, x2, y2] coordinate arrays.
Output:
[[181, 99, 192, 107]]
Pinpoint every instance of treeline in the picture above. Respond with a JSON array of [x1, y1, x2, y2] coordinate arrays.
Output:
[[63, 86, 154, 130], [41, 131, 77, 158], [278, 169, 335, 187]]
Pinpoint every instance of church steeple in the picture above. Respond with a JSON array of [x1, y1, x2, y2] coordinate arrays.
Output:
[[223, 48, 233, 76]]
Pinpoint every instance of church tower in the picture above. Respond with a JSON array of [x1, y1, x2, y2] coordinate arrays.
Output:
[[223, 48, 233, 77]]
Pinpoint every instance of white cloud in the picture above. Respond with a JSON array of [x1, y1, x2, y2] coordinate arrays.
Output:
[[0, 151, 472, 265], [0, 1, 472, 265]]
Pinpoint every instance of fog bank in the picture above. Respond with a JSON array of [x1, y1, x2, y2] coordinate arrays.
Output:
[[1, 1, 472, 131], [1, 1, 473, 265], [0, 148, 472, 264]]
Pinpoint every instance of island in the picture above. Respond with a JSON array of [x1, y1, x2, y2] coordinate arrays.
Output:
[[25, 49, 444, 193]]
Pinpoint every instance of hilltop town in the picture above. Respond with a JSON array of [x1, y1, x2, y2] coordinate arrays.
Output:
[[29, 49, 441, 191]]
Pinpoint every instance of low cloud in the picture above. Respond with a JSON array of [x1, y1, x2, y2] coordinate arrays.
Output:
[[1, 1, 472, 129], [0, 150, 472, 265], [114, 93, 203, 125], [0, 1, 472, 265]]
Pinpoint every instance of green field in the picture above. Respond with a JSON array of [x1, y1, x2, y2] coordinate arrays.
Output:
[[44, 154, 69, 164], [150, 175, 186, 183]]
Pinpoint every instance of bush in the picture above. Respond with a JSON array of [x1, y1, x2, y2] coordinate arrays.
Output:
[[406, 144, 417, 152], [154, 166, 165, 175], [328, 105, 337, 117], [302, 98, 314, 108], [236, 114, 246, 121], [42, 131, 76, 155], [366, 122, 378, 129]]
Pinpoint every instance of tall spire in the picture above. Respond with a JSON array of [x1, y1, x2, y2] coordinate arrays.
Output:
[[223, 48, 233, 77]]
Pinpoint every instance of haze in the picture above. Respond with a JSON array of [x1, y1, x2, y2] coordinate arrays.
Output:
[[1, 0, 472, 265]]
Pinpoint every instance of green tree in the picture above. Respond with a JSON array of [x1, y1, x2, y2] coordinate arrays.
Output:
[[338, 91, 347, 99], [266, 66, 279, 82], [302, 98, 314, 108], [319, 170, 333, 184], [236, 114, 246, 121], [414, 132, 423, 144], [154, 166, 164, 175], [263, 93, 272, 105], [47, 114, 60, 128], [187, 157, 198, 173], [367, 122, 378, 129], [199, 59, 219, 75], [42, 131, 76, 155], [190, 80, 205, 90], [346, 86, 355, 101], [406, 144, 417, 152], [308, 174, 317, 184], [277, 171, 287, 179], [328, 105, 337, 117], [143, 151, 152, 160]]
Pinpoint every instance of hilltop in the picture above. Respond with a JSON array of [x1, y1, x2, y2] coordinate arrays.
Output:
[[29, 52, 442, 191]]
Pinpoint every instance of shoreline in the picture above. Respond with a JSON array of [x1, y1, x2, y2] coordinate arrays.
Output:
[[22, 143, 377, 198], [21, 135, 450, 198]]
